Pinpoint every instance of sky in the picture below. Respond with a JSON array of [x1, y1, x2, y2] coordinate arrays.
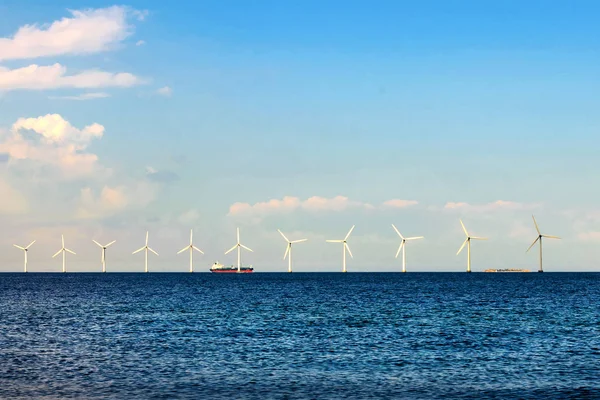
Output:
[[1, 1, 600, 272]]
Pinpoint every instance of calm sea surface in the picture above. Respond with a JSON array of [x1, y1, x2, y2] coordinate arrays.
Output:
[[0, 273, 599, 399]]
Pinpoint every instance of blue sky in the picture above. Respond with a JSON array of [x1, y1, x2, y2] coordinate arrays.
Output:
[[1, 1, 600, 272]]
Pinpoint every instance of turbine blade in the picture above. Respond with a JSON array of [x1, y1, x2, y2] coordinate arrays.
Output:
[[395, 242, 403, 258], [26, 240, 36, 249], [92, 239, 103, 248], [148, 248, 159, 256], [326, 240, 343, 243], [146, 231, 149, 246], [61, 234, 64, 247], [240, 244, 253, 252], [456, 239, 468, 255], [192, 246, 204, 254], [344, 225, 355, 241], [532, 215, 541, 235], [471, 237, 488, 240], [190, 229, 193, 244], [132, 246, 145, 255], [106, 240, 116, 247], [405, 236, 424, 240], [526, 237, 539, 252], [283, 244, 290, 260], [177, 246, 188, 254], [225, 244, 237, 255], [13, 244, 25, 250], [65, 248, 76, 255], [291, 239, 307, 243], [460, 220, 469, 237], [52, 249, 62, 258], [236, 227, 240, 243], [345, 242, 353, 258], [542, 235, 561, 239], [391, 224, 404, 239], [277, 229, 290, 242]]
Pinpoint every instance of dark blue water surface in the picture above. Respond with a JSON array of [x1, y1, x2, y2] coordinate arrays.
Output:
[[1, 273, 599, 399]]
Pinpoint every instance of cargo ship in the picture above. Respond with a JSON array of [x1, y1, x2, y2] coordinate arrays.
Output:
[[484, 268, 531, 273], [210, 261, 254, 273]]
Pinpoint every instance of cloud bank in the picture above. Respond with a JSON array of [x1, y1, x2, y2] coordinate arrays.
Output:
[[0, 6, 139, 61], [228, 196, 419, 217], [0, 64, 142, 91], [444, 200, 539, 213], [0, 113, 105, 178]]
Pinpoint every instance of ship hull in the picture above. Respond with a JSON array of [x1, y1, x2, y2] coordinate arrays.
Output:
[[210, 269, 254, 273]]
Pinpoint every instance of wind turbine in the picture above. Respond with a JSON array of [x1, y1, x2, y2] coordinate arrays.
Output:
[[277, 229, 308, 273], [52, 235, 75, 273], [527, 215, 560, 273], [132, 231, 158, 273], [391, 224, 423, 273], [93, 239, 116, 273], [326, 225, 355, 273], [13, 240, 35, 273], [456, 220, 487, 273], [225, 227, 253, 273], [178, 229, 204, 273]]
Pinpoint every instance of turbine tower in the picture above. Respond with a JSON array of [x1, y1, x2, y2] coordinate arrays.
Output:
[[277, 229, 308, 273], [391, 224, 423, 273], [456, 220, 487, 273], [326, 225, 355, 273], [225, 228, 253, 273], [93, 239, 116, 273], [13, 240, 35, 273], [132, 231, 158, 273], [178, 229, 204, 273], [52, 235, 75, 273], [527, 215, 560, 273]]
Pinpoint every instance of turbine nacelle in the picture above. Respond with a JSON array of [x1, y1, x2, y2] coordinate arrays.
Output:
[[326, 225, 355, 272], [178, 229, 204, 273], [527, 215, 560, 273], [225, 227, 253, 272], [132, 231, 158, 272], [278, 229, 308, 260]]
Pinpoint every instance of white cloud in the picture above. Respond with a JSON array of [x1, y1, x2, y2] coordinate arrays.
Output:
[[0, 64, 143, 91], [48, 92, 110, 101], [135, 40, 146, 46], [178, 209, 200, 224], [382, 199, 418, 208], [132, 10, 149, 21], [228, 195, 372, 217], [76, 185, 129, 219], [75, 179, 161, 220], [0, 113, 105, 178], [578, 231, 600, 243], [157, 86, 172, 97], [0, 177, 28, 214], [0, 6, 140, 61], [443, 200, 539, 213]]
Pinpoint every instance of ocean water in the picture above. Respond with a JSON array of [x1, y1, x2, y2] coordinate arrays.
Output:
[[0, 272, 599, 399]]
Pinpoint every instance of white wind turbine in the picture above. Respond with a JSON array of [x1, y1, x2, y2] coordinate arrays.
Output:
[[132, 232, 158, 273], [178, 229, 204, 273], [93, 239, 116, 273], [326, 225, 355, 273], [391, 224, 423, 273], [527, 215, 560, 273], [277, 229, 308, 273], [52, 235, 76, 273], [225, 227, 253, 273], [13, 240, 35, 273], [456, 220, 487, 273]]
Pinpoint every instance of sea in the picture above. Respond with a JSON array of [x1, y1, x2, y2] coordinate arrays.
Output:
[[0, 272, 599, 399]]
